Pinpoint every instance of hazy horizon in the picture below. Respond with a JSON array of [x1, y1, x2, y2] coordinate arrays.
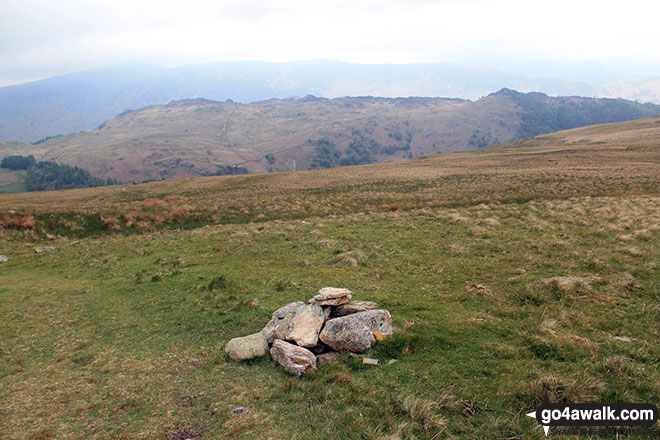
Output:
[[2, 0, 660, 87]]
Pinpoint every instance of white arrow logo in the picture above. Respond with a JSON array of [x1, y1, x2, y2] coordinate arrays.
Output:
[[526, 411, 550, 437]]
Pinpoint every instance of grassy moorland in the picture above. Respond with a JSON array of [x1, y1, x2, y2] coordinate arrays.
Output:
[[1, 117, 660, 439]]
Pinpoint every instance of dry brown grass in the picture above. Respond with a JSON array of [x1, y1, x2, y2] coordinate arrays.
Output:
[[2, 117, 660, 239], [100, 216, 120, 231], [0, 214, 35, 230]]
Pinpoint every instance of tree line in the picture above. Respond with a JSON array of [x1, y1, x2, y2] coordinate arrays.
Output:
[[1, 155, 117, 191]]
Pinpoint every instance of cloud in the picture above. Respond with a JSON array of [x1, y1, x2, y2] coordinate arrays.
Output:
[[1, 0, 659, 86]]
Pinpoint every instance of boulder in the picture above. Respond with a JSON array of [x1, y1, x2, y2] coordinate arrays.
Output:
[[0, 255, 8, 263], [286, 304, 325, 347], [309, 287, 352, 306], [319, 309, 393, 352], [332, 300, 379, 317], [270, 339, 317, 375], [225, 332, 269, 362], [261, 301, 305, 343]]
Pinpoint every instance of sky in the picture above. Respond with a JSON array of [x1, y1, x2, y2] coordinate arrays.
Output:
[[1, 0, 660, 86]]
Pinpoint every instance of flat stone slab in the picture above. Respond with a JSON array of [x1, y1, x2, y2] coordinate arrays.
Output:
[[309, 287, 352, 306], [332, 300, 379, 317], [35, 246, 55, 253]]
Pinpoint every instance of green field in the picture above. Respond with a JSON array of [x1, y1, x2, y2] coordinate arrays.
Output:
[[1, 118, 660, 439]]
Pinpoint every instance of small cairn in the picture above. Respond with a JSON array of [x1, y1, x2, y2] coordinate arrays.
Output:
[[224, 287, 392, 375]]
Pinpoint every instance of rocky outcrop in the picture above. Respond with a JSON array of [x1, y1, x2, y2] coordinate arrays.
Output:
[[225, 333, 269, 361], [270, 340, 317, 376]]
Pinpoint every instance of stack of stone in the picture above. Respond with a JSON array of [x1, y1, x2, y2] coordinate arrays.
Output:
[[224, 287, 392, 375]]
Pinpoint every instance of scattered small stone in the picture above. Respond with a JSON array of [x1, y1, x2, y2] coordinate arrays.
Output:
[[372, 331, 387, 342], [270, 339, 317, 376], [35, 246, 55, 253], [231, 406, 249, 415], [0, 255, 8, 263], [362, 357, 379, 365], [388, 359, 397, 365], [309, 287, 352, 306], [613, 336, 631, 342], [224, 333, 269, 361]]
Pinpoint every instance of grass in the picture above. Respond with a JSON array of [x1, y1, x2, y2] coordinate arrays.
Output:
[[1, 119, 660, 439]]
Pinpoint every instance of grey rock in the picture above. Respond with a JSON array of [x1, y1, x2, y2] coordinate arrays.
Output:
[[309, 287, 352, 306], [261, 301, 305, 343], [363, 357, 379, 365], [332, 300, 379, 317], [35, 246, 55, 253], [232, 406, 249, 414], [388, 359, 398, 365], [0, 255, 8, 263], [286, 304, 324, 347], [224, 332, 269, 362], [270, 339, 317, 376], [319, 309, 393, 353]]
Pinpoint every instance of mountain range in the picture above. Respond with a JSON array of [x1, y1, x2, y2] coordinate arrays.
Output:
[[1, 88, 658, 188], [2, 60, 660, 143]]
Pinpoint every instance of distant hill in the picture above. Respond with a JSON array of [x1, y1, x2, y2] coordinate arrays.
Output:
[[601, 76, 660, 104], [0, 61, 604, 142], [0, 89, 658, 189]]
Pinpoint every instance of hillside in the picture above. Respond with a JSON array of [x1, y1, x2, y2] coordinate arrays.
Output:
[[0, 61, 605, 143], [1, 90, 658, 187], [1, 116, 660, 439]]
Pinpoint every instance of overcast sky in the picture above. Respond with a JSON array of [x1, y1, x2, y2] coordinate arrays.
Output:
[[1, 0, 660, 86]]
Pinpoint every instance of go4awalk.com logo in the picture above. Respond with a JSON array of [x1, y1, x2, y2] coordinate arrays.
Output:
[[526, 394, 658, 437]]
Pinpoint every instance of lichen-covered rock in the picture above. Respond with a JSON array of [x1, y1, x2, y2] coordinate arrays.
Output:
[[225, 333, 269, 362], [331, 300, 379, 317], [261, 301, 305, 343], [270, 339, 317, 375], [319, 309, 393, 352], [286, 304, 324, 347], [309, 287, 352, 306]]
